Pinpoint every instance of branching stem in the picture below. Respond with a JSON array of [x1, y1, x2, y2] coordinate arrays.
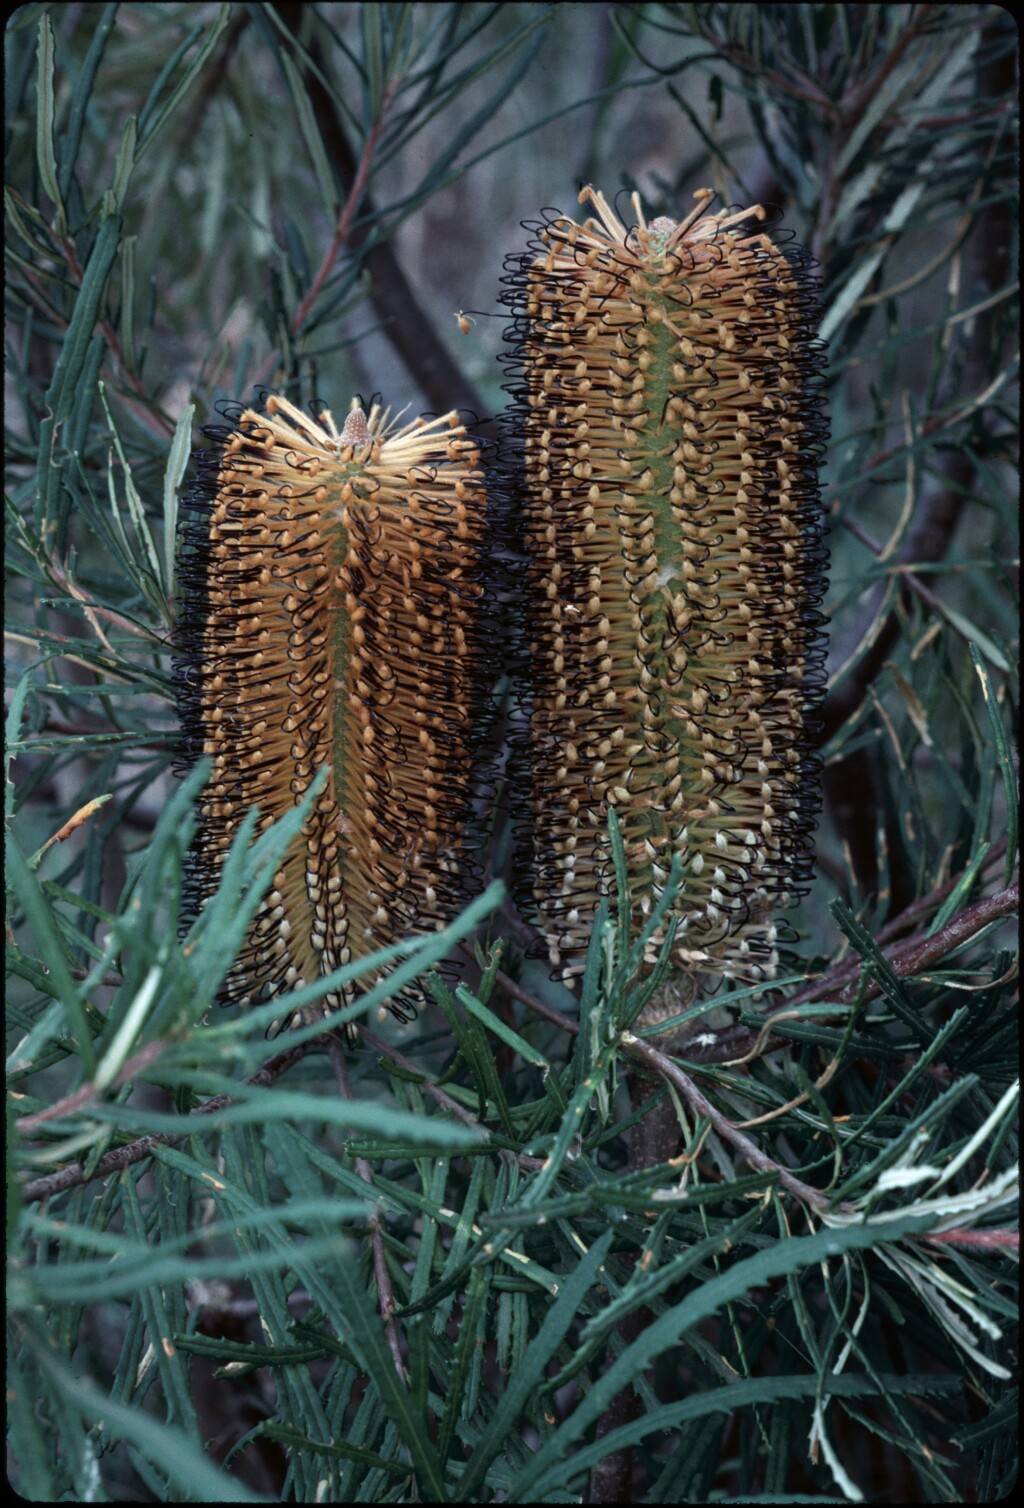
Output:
[[291, 83, 393, 338], [19, 1042, 309, 1204]]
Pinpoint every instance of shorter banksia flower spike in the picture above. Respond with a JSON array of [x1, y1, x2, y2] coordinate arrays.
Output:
[[501, 186, 829, 992], [176, 395, 490, 1023]]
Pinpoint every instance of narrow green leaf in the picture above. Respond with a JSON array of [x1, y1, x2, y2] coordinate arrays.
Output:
[[6, 1347, 57, 1501], [489, 1042, 620, 1246], [28, 1334, 269, 1502], [580, 1203, 767, 1345], [941, 605, 1011, 672], [927, 844, 990, 938], [162, 402, 194, 598], [432, 974, 515, 1135], [576, 898, 612, 1088], [820, 242, 887, 346], [80, 1088, 485, 1146], [5, 833, 95, 1074], [607, 805, 631, 954], [36, 213, 121, 531], [4, 672, 34, 820], [35, 15, 65, 234], [828, 898, 929, 1043], [57, 2, 119, 201], [539, 1371, 962, 1499], [837, 1008, 969, 1152], [280, 49, 340, 217], [98, 382, 165, 603], [92, 963, 161, 1091], [437, 1265, 489, 1466], [62, 333, 105, 488], [121, 1174, 198, 1438], [456, 983, 550, 1070], [174, 1336, 332, 1368], [291, 1227, 448, 1497], [834, 55, 926, 176], [512, 1215, 936, 1500], [108, 113, 137, 211], [829, 1074, 978, 1203], [458, 1230, 614, 1499], [970, 644, 1018, 883], [361, 3, 385, 124], [134, 6, 231, 165], [261, 1424, 410, 1476]]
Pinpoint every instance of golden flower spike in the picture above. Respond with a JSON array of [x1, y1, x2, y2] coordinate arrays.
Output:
[[501, 185, 829, 1006], [176, 394, 490, 1026]]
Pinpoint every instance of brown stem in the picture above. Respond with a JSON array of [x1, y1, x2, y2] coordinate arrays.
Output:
[[917, 1227, 1018, 1252], [692, 17, 839, 117], [839, 514, 977, 642], [20, 863, 1013, 1205], [16, 1038, 169, 1134], [19, 1042, 309, 1204], [835, 5, 934, 127], [326, 1033, 407, 1380], [490, 967, 829, 1211], [360, 1028, 484, 1129], [17, 999, 548, 1209], [587, 1350, 640, 1503], [491, 874, 1017, 1081], [291, 84, 392, 337], [22, 718, 172, 750], [830, 882, 1018, 1006], [620, 1032, 831, 1212], [715, 873, 1018, 1066], [270, 3, 492, 431], [46, 556, 166, 643]]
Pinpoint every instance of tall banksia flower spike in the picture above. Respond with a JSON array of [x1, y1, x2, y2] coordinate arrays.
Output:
[[501, 186, 828, 999], [175, 394, 490, 1024]]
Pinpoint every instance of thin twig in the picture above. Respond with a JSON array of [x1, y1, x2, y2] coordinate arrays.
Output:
[[491, 878, 1018, 1074], [720, 877, 1018, 1066], [360, 1028, 484, 1128], [46, 557, 165, 643], [780, 866, 1014, 1014], [20, 1042, 310, 1204], [836, 4, 934, 124], [327, 1033, 407, 1381], [291, 84, 392, 337], [831, 883, 1018, 1006], [269, 2, 491, 428], [619, 1031, 830, 1212], [21, 719, 174, 749], [20, 879, 1015, 1201], [491, 859, 1014, 1080], [840, 515, 967, 629], [16, 1038, 170, 1134], [917, 1228, 1018, 1252], [488, 967, 578, 1037]]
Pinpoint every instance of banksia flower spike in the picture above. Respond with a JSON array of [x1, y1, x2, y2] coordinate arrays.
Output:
[[176, 395, 489, 1023], [501, 186, 828, 994]]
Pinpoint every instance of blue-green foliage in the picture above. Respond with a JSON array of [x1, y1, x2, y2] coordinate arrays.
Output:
[[5, 4, 1017, 1502]]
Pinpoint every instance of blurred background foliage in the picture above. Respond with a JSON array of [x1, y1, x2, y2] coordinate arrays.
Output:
[[5, 3, 1018, 1502]]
